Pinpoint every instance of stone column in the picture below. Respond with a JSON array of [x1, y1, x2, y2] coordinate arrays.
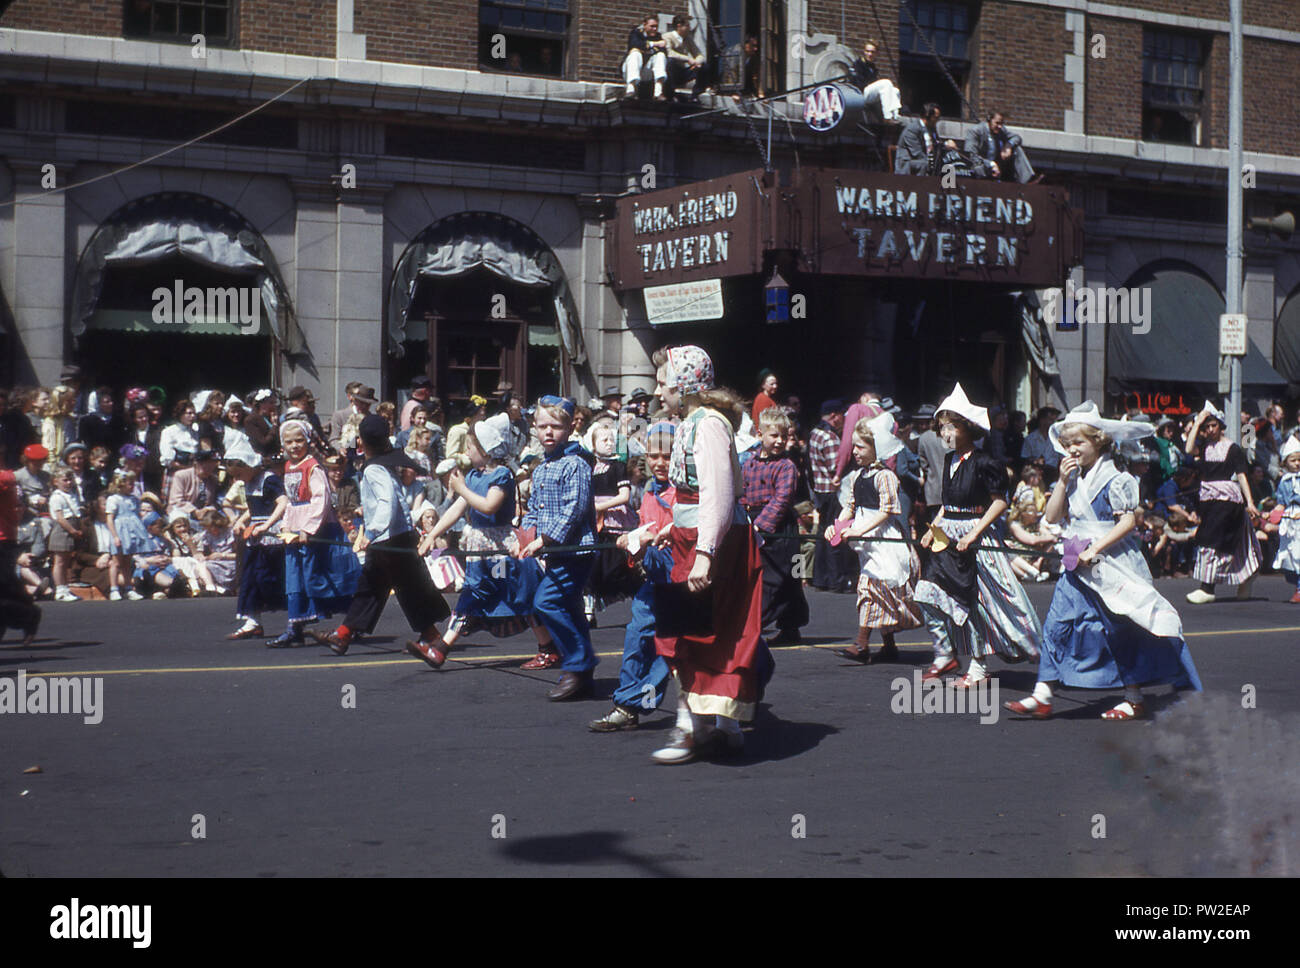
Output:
[[11, 160, 67, 386]]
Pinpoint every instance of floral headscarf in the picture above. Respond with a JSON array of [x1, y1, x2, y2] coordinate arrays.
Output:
[[666, 345, 715, 397]]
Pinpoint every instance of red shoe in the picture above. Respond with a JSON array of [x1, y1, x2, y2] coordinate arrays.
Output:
[[521, 650, 561, 671], [1101, 701, 1144, 721], [921, 657, 959, 681], [406, 638, 448, 669], [1004, 697, 1052, 719], [1289, 591, 1300, 604], [950, 673, 990, 690]]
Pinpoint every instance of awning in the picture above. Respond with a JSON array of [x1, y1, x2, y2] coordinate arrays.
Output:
[[71, 193, 299, 351], [1106, 265, 1287, 393], [387, 212, 587, 364], [1015, 289, 1061, 377]]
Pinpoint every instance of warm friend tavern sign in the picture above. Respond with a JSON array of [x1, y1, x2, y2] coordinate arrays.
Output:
[[606, 167, 1082, 291]]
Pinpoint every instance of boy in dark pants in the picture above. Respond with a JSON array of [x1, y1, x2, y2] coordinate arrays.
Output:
[[742, 406, 809, 644], [513, 395, 598, 701], [311, 415, 450, 660], [0, 437, 41, 646]]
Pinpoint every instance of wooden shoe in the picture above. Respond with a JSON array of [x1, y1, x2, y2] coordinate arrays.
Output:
[[305, 628, 349, 654], [225, 625, 265, 640], [1185, 589, 1216, 604], [651, 727, 698, 764]]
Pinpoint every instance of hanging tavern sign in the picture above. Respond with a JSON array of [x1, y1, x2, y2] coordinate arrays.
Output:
[[786, 169, 1081, 287], [607, 169, 774, 289]]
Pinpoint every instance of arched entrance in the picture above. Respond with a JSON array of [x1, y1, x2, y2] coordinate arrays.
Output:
[[1275, 284, 1300, 395], [386, 212, 587, 405], [69, 193, 298, 400]]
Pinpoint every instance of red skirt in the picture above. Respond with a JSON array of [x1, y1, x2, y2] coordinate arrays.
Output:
[[654, 497, 766, 721]]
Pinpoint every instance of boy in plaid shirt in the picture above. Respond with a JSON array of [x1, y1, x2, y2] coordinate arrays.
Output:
[[742, 407, 809, 644], [514, 395, 599, 701]]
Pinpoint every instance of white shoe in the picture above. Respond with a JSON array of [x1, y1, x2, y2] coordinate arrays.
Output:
[[109, 589, 122, 601], [1185, 588, 1216, 604], [652, 727, 698, 764], [126, 590, 145, 601], [55, 590, 79, 602]]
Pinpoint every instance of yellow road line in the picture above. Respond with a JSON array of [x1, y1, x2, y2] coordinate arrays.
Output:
[[13, 626, 1298, 679]]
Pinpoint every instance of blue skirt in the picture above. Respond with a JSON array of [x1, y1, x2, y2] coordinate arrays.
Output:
[[1039, 571, 1202, 691], [114, 513, 153, 556], [453, 555, 541, 637], [285, 523, 361, 623]]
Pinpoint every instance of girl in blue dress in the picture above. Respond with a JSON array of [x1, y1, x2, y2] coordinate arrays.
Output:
[[416, 419, 548, 665], [104, 470, 149, 601], [1004, 402, 1202, 721]]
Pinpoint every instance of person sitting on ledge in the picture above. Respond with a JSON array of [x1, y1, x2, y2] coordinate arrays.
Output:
[[623, 15, 669, 101]]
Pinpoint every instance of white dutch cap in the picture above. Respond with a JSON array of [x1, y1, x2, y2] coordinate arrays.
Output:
[[191, 390, 214, 414], [934, 382, 990, 433], [1281, 435, 1300, 461], [167, 509, 191, 526], [252, 388, 276, 405], [1049, 401, 1156, 455], [473, 415, 509, 459], [733, 412, 759, 455], [224, 395, 244, 413], [223, 436, 262, 467], [865, 412, 904, 461], [1197, 399, 1228, 425]]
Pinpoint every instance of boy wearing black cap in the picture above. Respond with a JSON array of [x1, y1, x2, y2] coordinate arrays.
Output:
[[310, 414, 451, 660]]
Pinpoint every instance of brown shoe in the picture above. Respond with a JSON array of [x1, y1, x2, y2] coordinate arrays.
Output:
[[547, 671, 593, 702], [406, 638, 448, 669], [308, 629, 350, 656], [225, 625, 265, 640], [521, 649, 561, 671]]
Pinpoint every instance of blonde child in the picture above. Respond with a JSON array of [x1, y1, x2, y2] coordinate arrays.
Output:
[[48, 466, 83, 602], [1272, 438, 1300, 602], [104, 470, 149, 600], [1005, 402, 1200, 721], [197, 507, 238, 594], [1007, 494, 1057, 582], [166, 511, 219, 596], [830, 414, 921, 663]]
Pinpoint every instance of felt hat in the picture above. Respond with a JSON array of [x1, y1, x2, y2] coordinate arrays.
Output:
[[23, 444, 49, 461]]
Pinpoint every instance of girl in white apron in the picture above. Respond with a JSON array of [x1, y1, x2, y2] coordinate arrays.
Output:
[[1005, 403, 1201, 721]]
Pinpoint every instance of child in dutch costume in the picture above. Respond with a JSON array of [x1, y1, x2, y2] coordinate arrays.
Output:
[[1272, 436, 1300, 603], [1183, 401, 1262, 604], [650, 345, 773, 764], [830, 413, 922, 664], [270, 419, 360, 647], [914, 384, 1041, 686], [415, 419, 548, 666], [588, 421, 677, 733], [1005, 402, 1202, 720], [221, 436, 287, 640]]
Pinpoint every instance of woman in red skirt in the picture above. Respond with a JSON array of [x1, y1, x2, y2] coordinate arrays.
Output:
[[651, 344, 773, 764]]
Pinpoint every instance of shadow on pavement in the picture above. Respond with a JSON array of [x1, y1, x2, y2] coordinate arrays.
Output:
[[500, 830, 676, 875]]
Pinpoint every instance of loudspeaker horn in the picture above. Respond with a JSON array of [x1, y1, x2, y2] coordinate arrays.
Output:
[[1247, 211, 1295, 239]]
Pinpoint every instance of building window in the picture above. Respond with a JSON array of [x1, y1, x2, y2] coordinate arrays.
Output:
[[122, 0, 235, 45], [1142, 29, 1205, 145], [897, 0, 974, 117], [706, 0, 785, 97], [478, 0, 569, 77]]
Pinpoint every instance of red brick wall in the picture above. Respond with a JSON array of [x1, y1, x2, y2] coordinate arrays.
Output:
[[0, 0, 119, 35], [972, 4, 1070, 130], [1240, 36, 1300, 154], [1085, 15, 1143, 140], [240, 1, 335, 57], [573, 3, 647, 83], [357, 0, 475, 67]]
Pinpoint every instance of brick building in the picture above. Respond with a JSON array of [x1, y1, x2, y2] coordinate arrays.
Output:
[[2, 1, 1299, 419]]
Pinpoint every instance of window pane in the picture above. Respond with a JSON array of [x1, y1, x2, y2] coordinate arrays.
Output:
[[935, 6, 950, 30], [950, 34, 966, 59]]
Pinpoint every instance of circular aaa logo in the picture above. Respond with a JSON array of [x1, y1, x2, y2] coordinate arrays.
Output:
[[803, 84, 846, 132]]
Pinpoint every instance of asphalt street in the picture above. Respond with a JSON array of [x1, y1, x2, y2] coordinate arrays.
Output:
[[3, 577, 1298, 877]]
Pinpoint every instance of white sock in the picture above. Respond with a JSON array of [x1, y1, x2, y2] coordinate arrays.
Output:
[[675, 703, 696, 734], [1032, 682, 1054, 704], [966, 658, 987, 680], [714, 715, 741, 734]]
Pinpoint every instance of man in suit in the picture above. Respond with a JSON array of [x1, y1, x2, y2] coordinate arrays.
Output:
[[286, 385, 330, 453], [328, 381, 365, 451], [166, 449, 222, 516], [894, 103, 953, 176], [965, 110, 1036, 183]]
